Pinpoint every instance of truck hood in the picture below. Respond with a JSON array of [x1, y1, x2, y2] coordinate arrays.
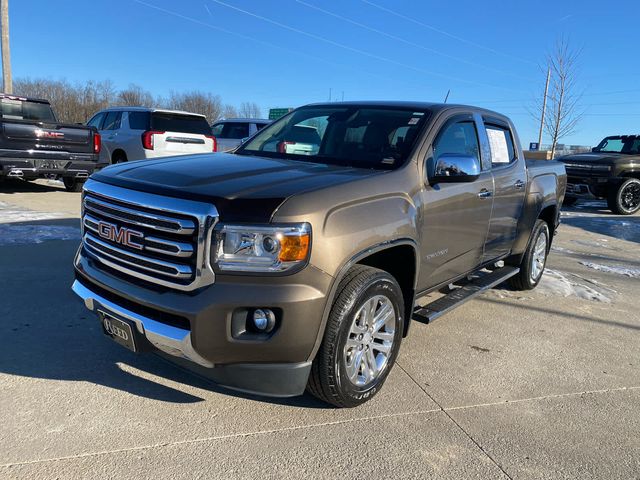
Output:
[[92, 152, 382, 222], [557, 152, 636, 165]]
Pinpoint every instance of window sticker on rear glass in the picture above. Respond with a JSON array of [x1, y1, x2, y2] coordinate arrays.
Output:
[[408, 117, 420, 125], [487, 128, 510, 164]]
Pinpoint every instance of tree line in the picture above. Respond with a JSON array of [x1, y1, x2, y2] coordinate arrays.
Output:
[[13, 78, 263, 124]]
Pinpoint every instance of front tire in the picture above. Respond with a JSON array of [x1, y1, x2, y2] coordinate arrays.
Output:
[[62, 177, 83, 193], [307, 265, 404, 407], [607, 178, 640, 215], [509, 219, 550, 291]]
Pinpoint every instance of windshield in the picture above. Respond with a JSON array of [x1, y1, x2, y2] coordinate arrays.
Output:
[[593, 135, 640, 155], [151, 112, 211, 135], [236, 105, 431, 170], [0, 98, 57, 122]]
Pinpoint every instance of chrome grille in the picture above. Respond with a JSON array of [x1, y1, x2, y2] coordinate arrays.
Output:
[[80, 179, 218, 291]]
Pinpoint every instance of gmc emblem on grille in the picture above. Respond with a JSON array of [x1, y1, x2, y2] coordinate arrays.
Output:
[[97, 221, 144, 250]]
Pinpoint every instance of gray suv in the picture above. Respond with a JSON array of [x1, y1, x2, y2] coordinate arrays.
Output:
[[211, 118, 271, 151]]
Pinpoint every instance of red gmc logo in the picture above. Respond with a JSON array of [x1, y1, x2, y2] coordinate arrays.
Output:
[[35, 129, 64, 139], [97, 221, 144, 250]]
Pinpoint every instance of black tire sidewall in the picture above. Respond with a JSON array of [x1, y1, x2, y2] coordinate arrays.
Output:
[[523, 220, 550, 289], [331, 273, 404, 406], [613, 179, 640, 215]]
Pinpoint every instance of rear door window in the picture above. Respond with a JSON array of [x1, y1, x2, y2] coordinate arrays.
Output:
[[151, 113, 211, 135], [102, 111, 122, 131], [211, 122, 250, 139], [485, 124, 516, 167]]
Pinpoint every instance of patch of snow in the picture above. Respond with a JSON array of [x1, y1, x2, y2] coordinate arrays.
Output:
[[536, 269, 611, 303], [0, 202, 67, 224], [579, 262, 640, 279], [0, 224, 81, 245], [551, 245, 576, 254]]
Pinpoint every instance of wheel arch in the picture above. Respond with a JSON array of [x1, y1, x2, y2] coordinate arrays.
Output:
[[306, 239, 419, 362], [111, 149, 128, 163]]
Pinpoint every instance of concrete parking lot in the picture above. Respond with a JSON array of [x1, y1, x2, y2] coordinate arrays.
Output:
[[1, 179, 638, 479]]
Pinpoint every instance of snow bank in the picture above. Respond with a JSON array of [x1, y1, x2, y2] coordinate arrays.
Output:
[[580, 262, 640, 279]]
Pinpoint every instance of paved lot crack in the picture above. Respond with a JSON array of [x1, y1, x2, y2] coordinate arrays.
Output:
[[396, 361, 514, 479]]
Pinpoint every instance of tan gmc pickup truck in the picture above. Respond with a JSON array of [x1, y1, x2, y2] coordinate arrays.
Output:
[[72, 102, 566, 407]]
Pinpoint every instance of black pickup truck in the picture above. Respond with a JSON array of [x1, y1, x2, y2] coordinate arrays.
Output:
[[558, 135, 640, 215], [0, 94, 103, 191]]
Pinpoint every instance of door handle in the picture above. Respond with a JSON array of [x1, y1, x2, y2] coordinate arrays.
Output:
[[478, 188, 493, 199], [514, 180, 525, 190]]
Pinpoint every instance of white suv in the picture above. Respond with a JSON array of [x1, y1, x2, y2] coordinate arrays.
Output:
[[87, 107, 216, 163]]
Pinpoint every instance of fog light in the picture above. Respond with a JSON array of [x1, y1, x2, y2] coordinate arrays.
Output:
[[253, 309, 276, 333]]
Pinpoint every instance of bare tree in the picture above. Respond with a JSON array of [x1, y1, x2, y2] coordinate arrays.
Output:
[[116, 84, 155, 107], [238, 101, 262, 118], [221, 104, 238, 119], [533, 38, 583, 158], [1, 0, 11, 93], [165, 90, 223, 123]]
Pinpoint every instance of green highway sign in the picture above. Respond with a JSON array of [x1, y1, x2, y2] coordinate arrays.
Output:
[[268, 108, 293, 120]]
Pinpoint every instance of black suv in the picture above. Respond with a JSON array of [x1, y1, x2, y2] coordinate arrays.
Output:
[[558, 135, 640, 215]]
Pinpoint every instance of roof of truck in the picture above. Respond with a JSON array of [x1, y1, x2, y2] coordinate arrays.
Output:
[[0, 93, 51, 104], [306, 101, 508, 118], [99, 106, 206, 117]]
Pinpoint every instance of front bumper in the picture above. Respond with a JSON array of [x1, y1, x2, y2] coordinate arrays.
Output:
[[565, 174, 612, 199], [72, 248, 333, 396]]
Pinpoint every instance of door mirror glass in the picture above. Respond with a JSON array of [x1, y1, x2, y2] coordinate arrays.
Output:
[[432, 154, 480, 183]]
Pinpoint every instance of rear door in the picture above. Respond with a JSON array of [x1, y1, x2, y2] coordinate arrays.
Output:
[[99, 111, 122, 163], [480, 116, 527, 261], [416, 113, 495, 290], [150, 112, 214, 155]]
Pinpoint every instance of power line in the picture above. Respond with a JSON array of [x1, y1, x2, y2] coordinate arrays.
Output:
[[208, 0, 524, 92], [295, 0, 532, 82], [360, 0, 536, 66]]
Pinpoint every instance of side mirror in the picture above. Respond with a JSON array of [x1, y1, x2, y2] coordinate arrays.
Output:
[[430, 154, 480, 184], [240, 137, 249, 144]]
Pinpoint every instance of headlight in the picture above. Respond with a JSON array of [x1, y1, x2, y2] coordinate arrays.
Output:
[[213, 223, 311, 272]]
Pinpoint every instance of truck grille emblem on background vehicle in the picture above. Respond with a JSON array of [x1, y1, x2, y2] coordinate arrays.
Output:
[[97, 221, 144, 250]]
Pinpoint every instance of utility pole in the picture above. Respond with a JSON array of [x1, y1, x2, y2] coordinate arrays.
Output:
[[1, 0, 10, 94], [537, 67, 550, 149]]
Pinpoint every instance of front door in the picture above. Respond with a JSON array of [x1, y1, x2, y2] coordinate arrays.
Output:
[[416, 114, 494, 291]]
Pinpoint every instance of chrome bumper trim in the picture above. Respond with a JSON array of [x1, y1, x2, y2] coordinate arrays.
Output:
[[72, 280, 213, 368]]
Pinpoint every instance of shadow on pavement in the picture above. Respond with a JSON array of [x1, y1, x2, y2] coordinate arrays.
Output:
[[476, 296, 640, 332], [561, 201, 640, 244], [0, 220, 329, 409], [0, 178, 65, 194]]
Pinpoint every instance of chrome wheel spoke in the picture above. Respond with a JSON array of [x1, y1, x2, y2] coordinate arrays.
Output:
[[343, 294, 397, 387], [373, 330, 394, 342]]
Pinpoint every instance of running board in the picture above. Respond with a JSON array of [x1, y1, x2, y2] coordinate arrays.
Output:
[[412, 266, 520, 324]]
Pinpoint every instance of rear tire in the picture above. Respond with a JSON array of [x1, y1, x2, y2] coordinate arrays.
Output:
[[63, 177, 83, 193], [112, 151, 128, 164], [607, 178, 640, 215], [509, 219, 550, 291], [307, 265, 404, 408]]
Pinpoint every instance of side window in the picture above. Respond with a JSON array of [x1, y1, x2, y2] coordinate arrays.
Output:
[[211, 123, 224, 137], [485, 124, 516, 167], [227, 123, 250, 139], [102, 111, 122, 131], [127, 111, 149, 130], [87, 112, 105, 129], [433, 120, 480, 163]]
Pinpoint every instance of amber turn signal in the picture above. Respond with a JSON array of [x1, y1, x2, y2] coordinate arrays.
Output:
[[278, 233, 310, 262]]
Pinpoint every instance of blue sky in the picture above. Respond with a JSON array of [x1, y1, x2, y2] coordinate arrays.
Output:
[[9, 0, 640, 146]]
